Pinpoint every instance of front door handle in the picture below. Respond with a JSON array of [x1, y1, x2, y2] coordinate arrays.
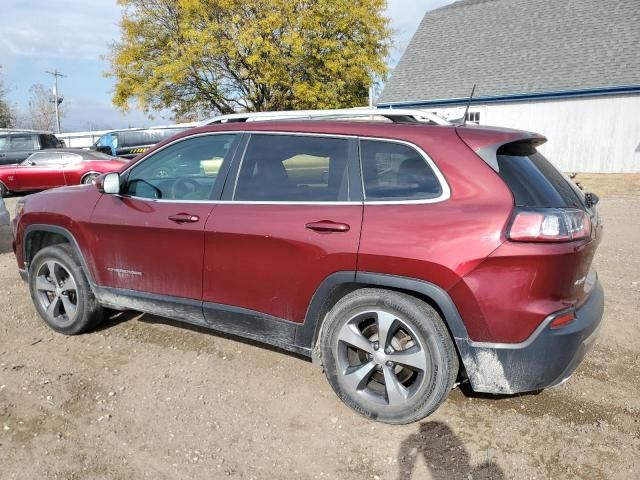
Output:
[[305, 220, 350, 233], [168, 213, 200, 223]]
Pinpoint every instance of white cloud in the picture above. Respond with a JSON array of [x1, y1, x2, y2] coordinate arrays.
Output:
[[2, 0, 457, 130], [0, 0, 121, 61]]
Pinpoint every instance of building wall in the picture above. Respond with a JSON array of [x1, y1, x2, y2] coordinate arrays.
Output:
[[431, 94, 640, 173]]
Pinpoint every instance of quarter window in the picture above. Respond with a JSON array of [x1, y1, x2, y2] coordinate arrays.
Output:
[[360, 140, 443, 201], [234, 134, 349, 201], [123, 134, 236, 201], [27, 153, 65, 165]]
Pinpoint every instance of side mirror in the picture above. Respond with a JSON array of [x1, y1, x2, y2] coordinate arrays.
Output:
[[97, 172, 121, 194]]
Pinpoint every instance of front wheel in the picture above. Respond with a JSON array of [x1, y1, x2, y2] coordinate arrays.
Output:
[[81, 173, 99, 185], [28, 244, 104, 335], [320, 289, 459, 424]]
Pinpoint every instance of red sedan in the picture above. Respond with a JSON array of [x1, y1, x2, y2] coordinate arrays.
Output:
[[0, 149, 128, 197]]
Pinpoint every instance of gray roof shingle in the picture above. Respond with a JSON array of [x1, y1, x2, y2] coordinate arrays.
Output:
[[379, 0, 640, 104]]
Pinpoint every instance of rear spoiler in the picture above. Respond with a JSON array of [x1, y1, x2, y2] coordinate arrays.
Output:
[[456, 126, 547, 171]]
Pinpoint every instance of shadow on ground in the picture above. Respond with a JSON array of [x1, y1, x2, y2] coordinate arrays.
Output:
[[397, 421, 505, 479], [96, 309, 311, 362]]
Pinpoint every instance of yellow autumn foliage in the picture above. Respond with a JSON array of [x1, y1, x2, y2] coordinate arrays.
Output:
[[108, 0, 391, 118]]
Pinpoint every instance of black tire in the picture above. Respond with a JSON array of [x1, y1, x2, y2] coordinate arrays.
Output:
[[28, 244, 104, 335], [0, 182, 8, 197], [320, 288, 458, 424]]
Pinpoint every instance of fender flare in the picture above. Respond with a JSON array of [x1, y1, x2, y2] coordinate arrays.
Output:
[[295, 271, 471, 351], [23, 224, 96, 287]]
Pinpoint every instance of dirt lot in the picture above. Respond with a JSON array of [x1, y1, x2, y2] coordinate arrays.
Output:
[[1, 177, 639, 480]]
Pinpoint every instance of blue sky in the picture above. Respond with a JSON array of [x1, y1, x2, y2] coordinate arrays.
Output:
[[0, 0, 454, 132]]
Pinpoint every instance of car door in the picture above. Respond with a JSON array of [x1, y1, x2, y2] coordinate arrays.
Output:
[[13, 153, 66, 191], [202, 132, 363, 331], [89, 132, 241, 302]]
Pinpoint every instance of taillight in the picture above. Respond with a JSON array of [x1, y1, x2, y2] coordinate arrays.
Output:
[[509, 208, 591, 242]]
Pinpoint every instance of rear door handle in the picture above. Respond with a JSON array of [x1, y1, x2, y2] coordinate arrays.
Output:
[[305, 220, 350, 233], [168, 213, 200, 223]]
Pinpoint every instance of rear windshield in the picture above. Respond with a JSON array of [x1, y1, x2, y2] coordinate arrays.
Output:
[[496, 142, 585, 209]]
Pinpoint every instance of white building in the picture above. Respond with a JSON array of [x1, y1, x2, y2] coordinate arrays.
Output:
[[379, 0, 640, 173]]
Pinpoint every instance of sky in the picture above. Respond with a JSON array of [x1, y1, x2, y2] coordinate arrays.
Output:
[[0, 0, 455, 132]]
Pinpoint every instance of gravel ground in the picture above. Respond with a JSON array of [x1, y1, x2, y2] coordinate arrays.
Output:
[[0, 188, 639, 480]]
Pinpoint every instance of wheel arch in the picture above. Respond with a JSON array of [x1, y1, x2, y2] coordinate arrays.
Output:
[[0, 179, 9, 196], [24, 225, 96, 288], [298, 272, 471, 360], [80, 171, 101, 184]]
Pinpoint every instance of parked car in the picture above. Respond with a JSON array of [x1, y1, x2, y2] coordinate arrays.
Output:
[[91, 127, 188, 159], [0, 196, 9, 226], [0, 129, 65, 165], [0, 149, 127, 197], [11, 114, 604, 424]]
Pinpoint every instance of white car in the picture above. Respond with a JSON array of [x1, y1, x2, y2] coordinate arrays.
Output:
[[0, 196, 9, 226]]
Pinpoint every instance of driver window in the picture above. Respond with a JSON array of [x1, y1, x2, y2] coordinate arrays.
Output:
[[123, 134, 236, 201]]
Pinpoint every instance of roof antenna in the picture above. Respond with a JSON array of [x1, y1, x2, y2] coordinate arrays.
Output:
[[462, 84, 476, 126]]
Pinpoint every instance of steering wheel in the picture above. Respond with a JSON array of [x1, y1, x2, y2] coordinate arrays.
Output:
[[170, 177, 201, 199]]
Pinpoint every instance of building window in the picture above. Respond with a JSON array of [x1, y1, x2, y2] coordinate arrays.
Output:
[[465, 111, 480, 124]]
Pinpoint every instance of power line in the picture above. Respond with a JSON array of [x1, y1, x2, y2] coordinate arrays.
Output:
[[44, 69, 66, 133]]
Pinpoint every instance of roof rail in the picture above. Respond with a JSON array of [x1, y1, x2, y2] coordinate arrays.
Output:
[[200, 108, 450, 126]]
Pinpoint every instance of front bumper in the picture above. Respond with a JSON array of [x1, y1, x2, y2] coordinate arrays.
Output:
[[458, 279, 605, 394]]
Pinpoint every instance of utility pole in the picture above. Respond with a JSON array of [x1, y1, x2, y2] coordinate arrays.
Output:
[[45, 69, 66, 133]]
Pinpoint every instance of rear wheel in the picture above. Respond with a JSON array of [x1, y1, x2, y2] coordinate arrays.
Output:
[[0, 182, 8, 197], [320, 288, 458, 424], [29, 245, 104, 335]]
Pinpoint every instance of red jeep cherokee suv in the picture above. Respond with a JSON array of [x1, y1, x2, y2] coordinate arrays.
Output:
[[12, 120, 604, 424]]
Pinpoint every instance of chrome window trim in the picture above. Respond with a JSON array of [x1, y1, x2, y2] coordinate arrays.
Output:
[[358, 137, 451, 205], [117, 130, 451, 206]]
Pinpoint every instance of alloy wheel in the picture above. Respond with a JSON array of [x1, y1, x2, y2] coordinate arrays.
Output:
[[336, 309, 431, 407], [34, 260, 79, 327]]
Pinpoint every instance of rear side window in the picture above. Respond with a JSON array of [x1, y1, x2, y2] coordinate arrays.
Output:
[[360, 140, 442, 201], [234, 134, 349, 202], [10, 134, 35, 151], [496, 142, 585, 209]]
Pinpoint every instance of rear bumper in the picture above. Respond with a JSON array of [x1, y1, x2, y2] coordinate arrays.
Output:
[[458, 279, 604, 394]]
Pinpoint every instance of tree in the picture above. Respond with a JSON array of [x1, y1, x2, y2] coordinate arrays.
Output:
[[26, 84, 63, 131], [0, 67, 14, 128], [109, 0, 391, 118]]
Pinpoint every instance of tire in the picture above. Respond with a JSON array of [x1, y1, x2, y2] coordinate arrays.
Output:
[[0, 182, 8, 197], [320, 288, 459, 424], [28, 244, 104, 335], [81, 173, 99, 185]]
